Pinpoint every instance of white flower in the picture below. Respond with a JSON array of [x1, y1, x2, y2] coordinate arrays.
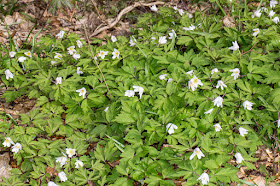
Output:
[[186, 70, 194, 76], [254, 9, 262, 18], [213, 96, 223, 108], [261, 7, 268, 12], [229, 68, 240, 80], [234, 152, 244, 164], [75, 159, 84, 168], [150, 5, 158, 12], [104, 106, 109, 112], [166, 123, 178, 134], [272, 16, 279, 23], [216, 80, 227, 90], [269, 10, 275, 18], [54, 52, 62, 60], [56, 155, 67, 167], [243, 100, 254, 110], [159, 74, 167, 80], [66, 148, 76, 158], [158, 36, 167, 44], [133, 86, 144, 99], [173, 6, 178, 11], [125, 90, 135, 97], [270, 0, 278, 8], [98, 50, 108, 59], [18, 56, 27, 62], [111, 35, 117, 42], [58, 172, 67, 182], [183, 25, 196, 31], [2, 137, 14, 147], [112, 48, 120, 59], [51, 61, 56, 65], [188, 75, 203, 91], [9, 51, 16, 58], [67, 46, 76, 55], [73, 53, 80, 60], [197, 172, 209, 185], [11, 143, 22, 153], [189, 148, 205, 160], [76, 67, 83, 75], [56, 77, 62, 85], [211, 68, 219, 74], [151, 37, 156, 42], [76, 87, 86, 99], [168, 30, 177, 39], [56, 30, 65, 39], [24, 51, 32, 57], [129, 38, 136, 46], [48, 181, 59, 186], [228, 41, 239, 51], [5, 69, 14, 80], [188, 13, 193, 18], [278, 119, 280, 128], [204, 108, 214, 115], [178, 9, 184, 16], [252, 28, 260, 36], [239, 127, 248, 137], [213, 123, 222, 132], [76, 40, 83, 48], [167, 78, 173, 83]]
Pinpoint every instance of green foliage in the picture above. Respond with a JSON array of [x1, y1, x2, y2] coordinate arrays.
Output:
[[1, 1, 280, 185]]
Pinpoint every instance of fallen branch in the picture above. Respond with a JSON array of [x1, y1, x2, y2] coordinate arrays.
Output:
[[83, 24, 113, 101], [90, 1, 165, 37]]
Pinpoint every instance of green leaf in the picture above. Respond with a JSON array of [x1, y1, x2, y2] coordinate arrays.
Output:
[[114, 112, 135, 124], [204, 160, 219, 169]]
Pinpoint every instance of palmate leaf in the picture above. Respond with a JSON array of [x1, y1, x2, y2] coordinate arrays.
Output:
[[264, 70, 280, 86]]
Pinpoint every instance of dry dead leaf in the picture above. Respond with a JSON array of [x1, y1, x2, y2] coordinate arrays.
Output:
[[46, 166, 57, 176], [223, 15, 236, 28], [243, 176, 266, 186]]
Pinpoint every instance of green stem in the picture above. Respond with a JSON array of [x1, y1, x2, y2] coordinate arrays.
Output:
[[257, 0, 263, 10], [244, 0, 247, 17], [157, 124, 171, 150], [215, 0, 227, 17]]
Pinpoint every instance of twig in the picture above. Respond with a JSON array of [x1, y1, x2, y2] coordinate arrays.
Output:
[[239, 75, 247, 78], [90, 1, 165, 37], [253, 119, 262, 132], [228, 144, 236, 155], [83, 24, 113, 101], [90, 0, 109, 25], [209, 77, 216, 88], [193, 171, 200, 176], [241, 40, 259, 56], [236, 99, 241, 109]]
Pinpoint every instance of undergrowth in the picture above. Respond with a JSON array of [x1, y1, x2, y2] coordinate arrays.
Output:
[[1, 1, 280, 185]]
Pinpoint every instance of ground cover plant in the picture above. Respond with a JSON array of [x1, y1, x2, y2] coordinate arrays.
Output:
[[1, 0, 280, 185]]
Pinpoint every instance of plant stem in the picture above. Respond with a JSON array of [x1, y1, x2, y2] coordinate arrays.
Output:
[[157, 124, 171, 150], [83, 24, 113, 101], [244, 0, 247, 17], [215, 0, 226, 17], [257, 0, 263, 10]]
